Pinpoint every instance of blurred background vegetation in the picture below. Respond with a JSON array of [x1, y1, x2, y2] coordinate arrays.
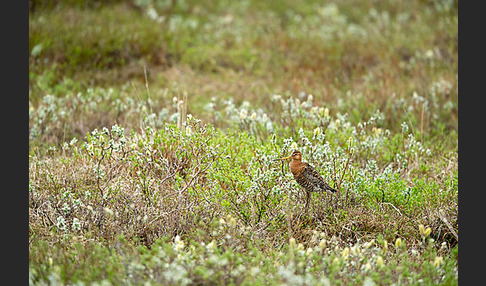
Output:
[[29, 0, 457, 149]]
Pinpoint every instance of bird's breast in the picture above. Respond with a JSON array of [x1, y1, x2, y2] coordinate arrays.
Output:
[[290, 161, 306, 177]]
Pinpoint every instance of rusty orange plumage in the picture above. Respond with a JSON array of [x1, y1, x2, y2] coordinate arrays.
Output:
[[278, 150, 336, 208]]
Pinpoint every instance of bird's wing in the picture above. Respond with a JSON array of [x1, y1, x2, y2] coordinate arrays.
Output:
[[303, 163, 324, 181], [303, 164, 336, 192]]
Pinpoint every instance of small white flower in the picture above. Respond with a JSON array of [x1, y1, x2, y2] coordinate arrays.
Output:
[[334, 119, 340, 128], [207, 240, 217, 251], [401, 122, 409, 134], [239, 110, 247, 120], [173, 235, 185, 252], [363, 277, 376, 286], [382, 240, 388, 253], [419, 224, 431, 239], [56, 216, 66, 230], [147, 6, 159, 20], [305, 247, 313, 256], [291, 142, 298, 150], [395, 238, 402, 248], [72, 218, 81, 231], [261, 113, 268, 122], [250, 266, 260, 276], [318, 239, 327, 250], [341, 247, 350, 259], [104, 207, 113, 216], [297, 243, 304, 251], [376, 256, 384, 267], [372, 127, 382, 136], [271, 94, 282, 102], [433, 256, 443, 267], [364, 239, 375, 249], [289, 238, 297, 248], [307, 94, 313, 103], [62, 142, 69, 150], [227, 215, 236, 228], [440, 241, 447, 250], [185, 126, 193, 136]]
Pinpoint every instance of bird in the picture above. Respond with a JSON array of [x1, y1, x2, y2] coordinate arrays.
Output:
[[277, 150, 336, 210]]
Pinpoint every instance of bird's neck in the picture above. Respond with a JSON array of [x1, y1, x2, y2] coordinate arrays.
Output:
[[290, 160, 305, 176]]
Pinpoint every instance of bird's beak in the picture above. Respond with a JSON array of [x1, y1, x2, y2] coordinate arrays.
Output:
[[276, 155, 292, 160]]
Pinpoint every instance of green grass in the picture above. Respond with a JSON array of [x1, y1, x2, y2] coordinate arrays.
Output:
[[30, 232, 458, 285], [29, 0, 458, 284]]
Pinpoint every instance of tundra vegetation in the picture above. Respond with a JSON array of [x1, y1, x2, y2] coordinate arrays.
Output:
[[29, 0, 458, 285]]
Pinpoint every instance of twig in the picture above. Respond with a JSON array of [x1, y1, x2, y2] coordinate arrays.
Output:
[[143, 65, 153, 115], [179, 156, 215, 195], [338, 152, 351, 202], [380, 202, 402, 216], [331, 155, 338, 189], [130, 81, 147, 130], [338, 153, 351, 188], [420, 101, 425, 143], [438, 210, 458, 241]]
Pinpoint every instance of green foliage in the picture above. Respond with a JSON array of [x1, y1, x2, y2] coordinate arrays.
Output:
[[30, 231, 458, 285], [29, 100, 457, 283]]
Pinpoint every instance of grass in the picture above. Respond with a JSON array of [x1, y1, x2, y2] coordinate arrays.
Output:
[[29, 0, 458, 284]]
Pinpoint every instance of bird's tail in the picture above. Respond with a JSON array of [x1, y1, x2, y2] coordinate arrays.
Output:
[[328, 186, 337, 193]]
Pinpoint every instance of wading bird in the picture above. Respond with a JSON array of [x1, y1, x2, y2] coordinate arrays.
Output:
[[277, 150, 337, 210]]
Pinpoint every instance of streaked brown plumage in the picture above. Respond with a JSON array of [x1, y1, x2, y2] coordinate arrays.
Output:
[[278, 150, 336, 208]]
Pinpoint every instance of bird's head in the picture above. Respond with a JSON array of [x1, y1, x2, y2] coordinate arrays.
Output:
[[277, 150, 302, 161]]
